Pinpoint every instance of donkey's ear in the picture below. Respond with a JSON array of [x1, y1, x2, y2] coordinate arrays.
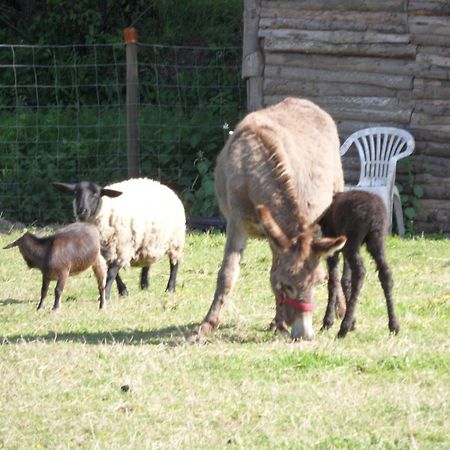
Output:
[[312, 235, 346, 257], [53, 182, 76, 194], [100, 188, 123, 198], [256, 205, 291, 250]]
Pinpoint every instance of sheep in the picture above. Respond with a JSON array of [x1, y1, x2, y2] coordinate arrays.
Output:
[[3, 222, 106, 310], [53, 178, 186, 301], [319, 190, 400, 338]]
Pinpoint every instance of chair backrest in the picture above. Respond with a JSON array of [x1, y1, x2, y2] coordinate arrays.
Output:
[[340, 127, 415, 188]]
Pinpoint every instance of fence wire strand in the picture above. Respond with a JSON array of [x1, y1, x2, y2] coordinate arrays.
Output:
[[0, 42, 245, 224]]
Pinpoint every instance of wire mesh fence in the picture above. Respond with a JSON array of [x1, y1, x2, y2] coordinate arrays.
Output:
[[0, 41, 245, 225]]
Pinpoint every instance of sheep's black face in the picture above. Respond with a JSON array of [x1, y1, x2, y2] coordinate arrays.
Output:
[[53, 181, 123, 222], [74, 182, 103, 221]]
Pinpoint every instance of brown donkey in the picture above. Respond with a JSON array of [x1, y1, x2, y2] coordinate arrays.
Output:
[[189, 98, 346, 342]]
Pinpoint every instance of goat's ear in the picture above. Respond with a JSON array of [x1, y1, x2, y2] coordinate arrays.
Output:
[[53, 182, 76, 194], [256, 205, 291, 250], [3, 238, 19, 249], [312, 235, 346, 258], [101, 188, 123, 198]]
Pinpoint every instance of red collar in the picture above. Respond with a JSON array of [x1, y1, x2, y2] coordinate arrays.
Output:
[[276, 295, 315, 312]]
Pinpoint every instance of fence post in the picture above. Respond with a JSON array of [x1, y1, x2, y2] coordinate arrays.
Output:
[[123, 27, 140, 178]]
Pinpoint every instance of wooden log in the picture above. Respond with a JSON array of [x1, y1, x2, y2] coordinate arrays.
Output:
[[410, 127, 450, 144], [263, 37, 417, 58], [259, 14, 407, 33], [326, 107, 411, 124], [415, 199, 450, 224], [413, 79, 450, 99], [259, 28, 411, 44], [411, 112, 450, 126], [264, 65, 413, 89], [412, 174, 450, 200], [409, 1, 450, 16], [411, 34, 450, 46], [264, 77, 402, 97], [261, 1, 406, 13], [414, 141, 450, 158], [265, 52, 418, 75], [243, 0, 264, 111], [414, 221, 450, 234], [409, 16, 450, 35], [409, 154, 450, 177]]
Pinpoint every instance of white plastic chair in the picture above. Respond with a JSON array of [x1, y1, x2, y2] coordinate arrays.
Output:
[[340, 127, 415, 236]]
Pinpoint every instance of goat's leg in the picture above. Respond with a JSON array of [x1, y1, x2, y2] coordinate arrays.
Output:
[[52, 270, 69, 310], [367, 236, 400, 334], [166, 261, 178, 293], [188, 220, 248, 343], [92, 255, 107, 309], [140, 266, 150, 290], [321, 253, 340, 331], [337, 251, 366, 338], [37, 276, 50, 310], [105, 262, 121, 300], [115, 273, 128, 297]]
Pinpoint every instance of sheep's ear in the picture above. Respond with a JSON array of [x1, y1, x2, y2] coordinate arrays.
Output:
[[312, 236, 346, 258], [101, 188, 123, 198], [53, 182, 76, 194]]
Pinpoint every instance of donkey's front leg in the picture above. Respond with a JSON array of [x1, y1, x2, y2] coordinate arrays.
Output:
[[188, 221, 247, 343]]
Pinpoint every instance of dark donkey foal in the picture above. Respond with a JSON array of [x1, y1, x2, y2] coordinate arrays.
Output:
[[319, 190, 400, 338]]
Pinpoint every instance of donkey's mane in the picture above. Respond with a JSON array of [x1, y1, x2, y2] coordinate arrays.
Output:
[[237, 122, 307, 231]]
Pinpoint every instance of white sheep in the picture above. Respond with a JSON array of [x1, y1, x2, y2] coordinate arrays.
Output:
[[53, 178, 186, 300]]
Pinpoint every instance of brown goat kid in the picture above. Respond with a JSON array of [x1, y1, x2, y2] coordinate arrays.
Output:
[[3, 223, 106, 310], [319, 190, 400, 338]]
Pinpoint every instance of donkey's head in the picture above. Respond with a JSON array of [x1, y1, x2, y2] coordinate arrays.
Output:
[[257, 205, 346, 341]]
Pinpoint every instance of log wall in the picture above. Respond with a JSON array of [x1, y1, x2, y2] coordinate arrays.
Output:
[[243, 0, 450, 234]]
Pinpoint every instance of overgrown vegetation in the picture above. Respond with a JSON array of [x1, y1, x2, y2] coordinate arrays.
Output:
[[0, 1, 244, 224], [0, 231, 449, 448]]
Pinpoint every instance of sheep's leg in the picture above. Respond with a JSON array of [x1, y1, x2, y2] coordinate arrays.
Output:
[[52, 270, 69, 310], [188, 220, 247, 343], [321, 253, 340, 331], [366, 235, 400, 335], [105, 262, 121, 300], [92, 255, 107, 309], [37, 277, 50, 310], [140, 267, 150, 290], [115, 273, 128, 297], [337, 250, 365, 338], [166, 261, 178, 293]]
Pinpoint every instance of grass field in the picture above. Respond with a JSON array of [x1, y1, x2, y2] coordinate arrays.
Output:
[[0, 229, 449, 449]]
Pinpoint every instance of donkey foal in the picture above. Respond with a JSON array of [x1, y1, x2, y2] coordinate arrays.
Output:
[[319, 190, 400, 338]]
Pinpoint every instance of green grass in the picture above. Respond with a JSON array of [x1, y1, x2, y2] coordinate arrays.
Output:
[[0, 230, 449, 449]]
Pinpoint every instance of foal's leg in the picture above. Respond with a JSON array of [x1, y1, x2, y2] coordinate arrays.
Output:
[[366, 234, 400, 334], [321, 253, 340, 331], [337, 248, 366, 338], [188, 220, 248, 343]]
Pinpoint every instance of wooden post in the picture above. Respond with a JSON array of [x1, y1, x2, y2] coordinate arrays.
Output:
[[124, 27, 140, 178], [242, 0, 264, 111]]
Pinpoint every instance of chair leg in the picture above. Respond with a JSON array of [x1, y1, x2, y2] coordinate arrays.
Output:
[[393, 187, 405, 237]]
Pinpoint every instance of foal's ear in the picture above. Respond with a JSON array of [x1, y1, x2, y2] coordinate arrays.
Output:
[[53, 182, 76, 194], [256, 205, 291, 250], [312, 235, 346, 257], [100, 188, 123, 198]]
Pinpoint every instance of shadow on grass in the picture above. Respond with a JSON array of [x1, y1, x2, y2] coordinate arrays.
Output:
[[1, 323, 263, 346], [0, 298, 24, 306]]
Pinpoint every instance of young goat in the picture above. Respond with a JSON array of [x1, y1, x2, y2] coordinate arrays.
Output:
[[319, 190, 400, 338], [3, 223, 106, 310]]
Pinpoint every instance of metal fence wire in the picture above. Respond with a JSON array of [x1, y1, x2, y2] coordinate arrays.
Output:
[[0, 42, 245, 225]]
